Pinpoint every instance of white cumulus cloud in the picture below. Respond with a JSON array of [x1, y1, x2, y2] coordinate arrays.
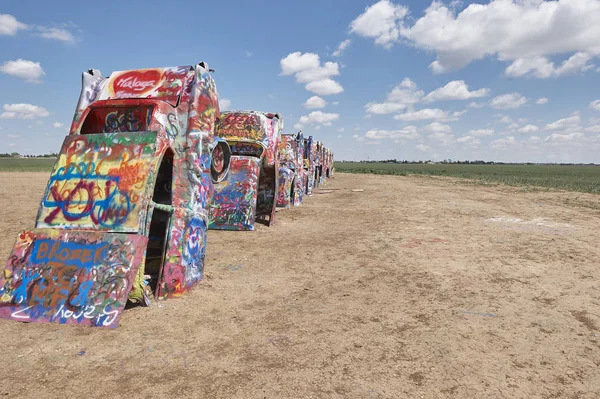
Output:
[[0, 14, 28, 36], [305, 79, 344, 96], [456, 136, 481, 147], [589, 100, 600, 111], [332, 39, 351, 57], [280, 52, 320, 75], [545, 132, 584, 142], [490, 93, 527, 109], [491, 136, 516, 149], [303, 96, 327, 109], [349, 0, 408, 49], [394, 108, 462, 122], [0, 14, 77, 44], [468, 102, 485, 109], [37, 26, 76, 44], [423, 122, 452, 134], [0, 59, 45, 83], [1, 103, 50, 119], [350, 0, 600, 77], [505, 57, 555, 79], [428, 131, 455, 145], [422, 80, 490, 103], [536, 97, 549, 105], [505, 53, 594, 78], [297, 111, 340, 129], [280, 52, 343, 96], [518, 124, 539, 133], [584, 124, 600, 133], [364, 102, 406, 115], [295, 62, 339, 83], [365, 78, 424, 115], [469, 128, 494, 137], [364, 126, 419, 140], [366, 78, 481, 118], [219, 98, 231, 110], [545, 115, 580, 131]]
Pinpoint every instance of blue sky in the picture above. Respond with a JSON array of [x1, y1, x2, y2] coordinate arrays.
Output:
[[1, 0, 600, 162]]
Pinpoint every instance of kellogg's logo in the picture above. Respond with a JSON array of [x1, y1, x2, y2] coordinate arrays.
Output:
[[112, 70, 162, 96]]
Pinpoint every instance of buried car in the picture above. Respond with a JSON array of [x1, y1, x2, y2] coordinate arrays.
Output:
[[208, 110, 283, 230], [303, 135, 315, 196], [319, 144, 333, 182], [277, 131, 305, 209], [324, 146, 334, 179], [0, 63, 224, 328], [313, 140, 323, 188]]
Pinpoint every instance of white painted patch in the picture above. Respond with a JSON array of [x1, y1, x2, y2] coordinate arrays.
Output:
[[485, 216, 571, 228]]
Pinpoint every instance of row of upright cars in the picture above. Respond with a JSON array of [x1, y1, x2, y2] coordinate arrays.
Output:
[[0, 62, 333, 328], [210, 110, 334, 231]]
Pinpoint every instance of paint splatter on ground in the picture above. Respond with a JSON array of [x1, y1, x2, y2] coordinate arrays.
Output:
[[485, 216, 572, 228]]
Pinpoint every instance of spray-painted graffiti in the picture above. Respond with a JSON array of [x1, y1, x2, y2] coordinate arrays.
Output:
[[263, 116, 280, 167], [216, 112, 264, 141], [277, 167, 294, 209], [182, 218, 206, 283], [80, 106, 154, 134], [294, 133, 306, 206], [209, 157, 260, 230], [102, 67, 191, 107], [256, 166, 277, 222], [230, 142, 263, 158], [210, 111, 282, 230], [165, 113, 179, 140], [53, 63, 218, 304], [210, 140, 230, 183], [277, 133, 305, 208], [304, 136, 315, 196], [1, 60, 339, 330], [70, 70, 108, 132], [313, 141, 322, 188], [0, 230, 147, 328], [36, 132, 157, 231], [279, 135, 295, 168]]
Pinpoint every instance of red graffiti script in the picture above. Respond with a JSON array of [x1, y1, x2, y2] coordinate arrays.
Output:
[[112, 70, 162, 96]]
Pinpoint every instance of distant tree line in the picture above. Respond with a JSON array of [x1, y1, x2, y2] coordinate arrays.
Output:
[[356, 159, 498, 164], [336, 159, 598, 166], [0, 152, 58, 158]]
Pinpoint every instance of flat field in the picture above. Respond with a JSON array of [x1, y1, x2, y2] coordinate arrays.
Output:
[[0, 158, 56, 172], [0, 171, 599, 398], [335, 162, 600, 194]]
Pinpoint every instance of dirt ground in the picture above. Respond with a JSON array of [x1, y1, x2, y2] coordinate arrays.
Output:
[[0, 171, 599, 398]]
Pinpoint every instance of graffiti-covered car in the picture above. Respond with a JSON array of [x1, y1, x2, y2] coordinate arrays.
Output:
[[325, 147, 334, 178], [277, 131, 305, 208], [0, 63, 224, 328], [208, 111, 282, 230], [314, 141, 324, 187], [303, 135, 315, 196], [319, 145, 331, 182]]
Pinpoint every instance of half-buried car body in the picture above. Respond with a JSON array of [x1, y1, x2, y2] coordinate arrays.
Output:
[[0, 63, 223, 328], [303, 136, 315, 196], [277, 131, 305, 209], [208, 110, 282, 230]]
